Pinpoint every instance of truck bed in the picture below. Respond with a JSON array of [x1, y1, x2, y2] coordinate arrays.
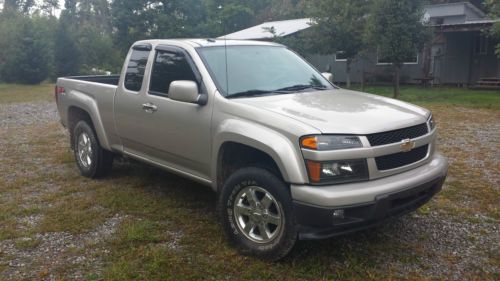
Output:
[[56, 74, 120, 149], [65, 75, 120, 86]]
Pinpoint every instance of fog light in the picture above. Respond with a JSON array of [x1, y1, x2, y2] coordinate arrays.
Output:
[[333, 209, 345, 219]]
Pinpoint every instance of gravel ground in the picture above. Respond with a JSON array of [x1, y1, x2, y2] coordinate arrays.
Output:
[[0, 102, 59, 127], [379, 212, 499, 279], [1, 215, 125, 280], [0, 100, 499, 280]]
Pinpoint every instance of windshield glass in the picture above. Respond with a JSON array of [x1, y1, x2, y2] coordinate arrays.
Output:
[[197, 45, 334, 98]]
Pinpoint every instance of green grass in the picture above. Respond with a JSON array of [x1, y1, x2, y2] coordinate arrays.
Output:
[[0, 83, 54, 103], [14, 237, 41, 250], [351, 85, 500, 108]]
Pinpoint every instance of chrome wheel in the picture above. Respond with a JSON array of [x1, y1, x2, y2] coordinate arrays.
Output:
[[77, 132, 93, 168], [233, 186, 284, 243]]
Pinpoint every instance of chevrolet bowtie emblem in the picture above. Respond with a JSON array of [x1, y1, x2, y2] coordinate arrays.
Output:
[[400, 139, 416, 152]]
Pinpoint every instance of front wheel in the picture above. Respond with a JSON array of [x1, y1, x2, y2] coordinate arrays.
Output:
[[218, 167, 298, 261]]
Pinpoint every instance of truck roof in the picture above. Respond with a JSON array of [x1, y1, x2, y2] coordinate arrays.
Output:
[[134, 39, 282, 48]]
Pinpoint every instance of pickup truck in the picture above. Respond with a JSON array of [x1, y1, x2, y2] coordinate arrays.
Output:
[[56, 39, 448, 260]]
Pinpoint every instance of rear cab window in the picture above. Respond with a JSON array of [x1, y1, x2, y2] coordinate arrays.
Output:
[[149, 48, 198, 97], [124, 46, 151, 92]]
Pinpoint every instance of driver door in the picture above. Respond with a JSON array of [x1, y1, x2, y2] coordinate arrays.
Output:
[[118, 45, 213, 181]]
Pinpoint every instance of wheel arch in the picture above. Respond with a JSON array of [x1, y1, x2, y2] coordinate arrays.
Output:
[[67, 103, 110, 150], [212, 120, 309, 191]]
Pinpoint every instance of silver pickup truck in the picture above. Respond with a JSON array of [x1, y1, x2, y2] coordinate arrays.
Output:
[[56, 39, 448, 260]]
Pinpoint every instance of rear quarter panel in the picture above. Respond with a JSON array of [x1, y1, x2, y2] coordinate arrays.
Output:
[[56, 78, 119, 150]]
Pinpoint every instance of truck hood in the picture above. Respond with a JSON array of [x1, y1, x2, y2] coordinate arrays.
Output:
[[232, 89, 430, 134]]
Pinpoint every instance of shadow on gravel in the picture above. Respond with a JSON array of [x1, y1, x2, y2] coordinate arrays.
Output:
[[106, 159, 418, 266]]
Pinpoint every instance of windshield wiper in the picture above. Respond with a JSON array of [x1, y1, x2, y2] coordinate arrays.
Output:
[[275, 84, 327, 92], [228, 90, 276, 99], [228, 85, 327, 99]]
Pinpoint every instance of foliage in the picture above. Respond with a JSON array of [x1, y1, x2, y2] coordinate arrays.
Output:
[[366, 0, 430, 67], [307, 0, 370, 88], [77, 24, 122, 74], [265, 0, 309, 20], [485, 0, 500, 57], [365, 0, 432, 98], [0, 12, 55, 84], [1, 0, 296, 84], [54, 12, 80, 77], [308, 0, 368, 59], [0, 0, 439, 86]]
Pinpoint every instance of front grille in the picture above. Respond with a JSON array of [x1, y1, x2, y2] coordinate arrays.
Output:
[[367, 124, 428, 146], [375, 145, 429, 170]]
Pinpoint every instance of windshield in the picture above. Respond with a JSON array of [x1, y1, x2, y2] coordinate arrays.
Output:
[[197, 45, 335, 98]]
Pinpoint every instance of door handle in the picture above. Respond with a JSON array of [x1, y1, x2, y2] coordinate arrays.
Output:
[[142, 103, 158, 113]]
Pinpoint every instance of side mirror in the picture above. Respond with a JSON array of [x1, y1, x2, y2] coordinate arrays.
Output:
[[322, 72, 334, 83], [168, 80, 206, 105]]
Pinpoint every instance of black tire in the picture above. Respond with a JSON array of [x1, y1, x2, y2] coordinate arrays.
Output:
[[218, 167, 298, 261], [73, 120, 113, 178]]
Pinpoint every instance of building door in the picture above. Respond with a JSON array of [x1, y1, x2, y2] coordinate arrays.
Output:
[[431, 44, 445, 85], [470, 34, 498, 83]]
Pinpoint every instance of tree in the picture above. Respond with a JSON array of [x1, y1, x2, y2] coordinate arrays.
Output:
[[486, 0, 500, 57], [308, 0, 370, 88], [366, 0, 431, 98], [3, 0, 19, 12], [204, 1, 255, 35], [111, 0, 150, 54], [0, 13, 53, 84], [40, 0, 59, 16], [54, 9, 80, 77], [260, 0, 309, 21]]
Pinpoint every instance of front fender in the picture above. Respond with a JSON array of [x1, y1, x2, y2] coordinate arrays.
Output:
[[212, 119, 309, 190]]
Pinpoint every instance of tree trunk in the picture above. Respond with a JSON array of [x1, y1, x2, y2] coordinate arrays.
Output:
[[361, 70, 365, 92], [346, 59, 352, 89], [393, 64, 401, 99]]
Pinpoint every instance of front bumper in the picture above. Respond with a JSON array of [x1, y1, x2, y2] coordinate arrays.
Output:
[[291, 153, 448, 240]]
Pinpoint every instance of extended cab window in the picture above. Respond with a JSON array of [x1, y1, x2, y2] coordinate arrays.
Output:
[[124, 49, 150, 92], [149, 50, 197, 96]]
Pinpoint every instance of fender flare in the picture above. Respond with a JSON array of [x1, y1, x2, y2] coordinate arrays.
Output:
[[211, 119, 308, 190], [66, 91, 111, 150]]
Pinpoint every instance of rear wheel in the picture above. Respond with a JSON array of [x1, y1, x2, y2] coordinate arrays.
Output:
[[218, 167, 297, 261], [73, 120, 113, 178]]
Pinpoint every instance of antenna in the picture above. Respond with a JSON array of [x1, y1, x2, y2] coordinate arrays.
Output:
[[220, 5, 229, 95], [224, 35, 229, 95]]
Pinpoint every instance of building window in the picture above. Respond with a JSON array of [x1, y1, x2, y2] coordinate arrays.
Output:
[[377, 49, 419, 65], [335, 51, 348, 62], [474, 35, 488, 55], [434, 17, 444, 25]]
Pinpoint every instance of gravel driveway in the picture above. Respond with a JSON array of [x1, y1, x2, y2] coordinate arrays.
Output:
[[0, 100, 498, 280]]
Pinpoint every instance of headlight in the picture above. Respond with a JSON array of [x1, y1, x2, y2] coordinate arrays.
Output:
[[428, 115, 436, 131], [301, 135, 363, 151], [306, 159, 369, 185]]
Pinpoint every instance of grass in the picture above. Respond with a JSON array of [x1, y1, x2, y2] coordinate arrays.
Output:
[[14, 237, 41, 250], [0, 83, 499, 280], [351, 85, 500, 108], [0, 83, 54, 104]]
